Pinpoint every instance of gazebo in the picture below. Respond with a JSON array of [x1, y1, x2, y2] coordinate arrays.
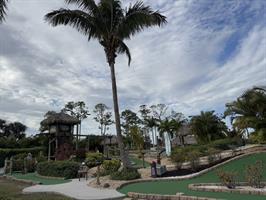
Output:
[[40, 112, 80, 161]]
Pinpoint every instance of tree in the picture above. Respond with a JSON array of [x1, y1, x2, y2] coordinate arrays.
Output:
[[61, 101, 90, 149], [45, 0, 167, 168], [0, 119, 27, 139], [121, 109, 141, 135], [190, 111, 228, 144], [158, 118, 173, 156], [144, 117, 158, 146], [150, 104, 168, 121], [0, 0, 8, 23], [224, 86, 266, 141], [129, 125, 144, 155], [93, 103, 114, 155], [169, 111, 187, 147]]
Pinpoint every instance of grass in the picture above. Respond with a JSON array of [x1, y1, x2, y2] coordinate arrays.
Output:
[[0, 177, 72, 200], [119, 152, 266, 200], [10, 173, 70, 185], [129, 156, 150, 169]]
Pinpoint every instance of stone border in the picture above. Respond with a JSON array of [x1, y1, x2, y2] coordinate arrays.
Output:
[[127, 192, 216, 200], [117, 146, 266, 190], [188, 183, 266, 196]]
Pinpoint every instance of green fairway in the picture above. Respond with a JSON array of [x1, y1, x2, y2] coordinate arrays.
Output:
[[0, 177, 72, 200], [119, 152, 266, 200], [11, 172, 71, 185], [129, 156, 151, 168]]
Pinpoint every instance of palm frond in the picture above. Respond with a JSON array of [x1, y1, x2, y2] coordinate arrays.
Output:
[[118, 1, 167, 39], [45, 9, 101, 40], [65, 0, 99, 16], [117, 39, 131, 65], [0, 0, 8, 23]]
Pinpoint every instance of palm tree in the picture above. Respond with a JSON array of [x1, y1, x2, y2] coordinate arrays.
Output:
[[224, 86, 266, 140], [144, 117, 158, 147], [45, 0, 166, 168], [0, 0, 9, 23]]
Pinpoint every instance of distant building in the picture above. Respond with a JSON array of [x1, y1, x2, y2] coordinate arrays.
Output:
[[171, 124, 197, 147]]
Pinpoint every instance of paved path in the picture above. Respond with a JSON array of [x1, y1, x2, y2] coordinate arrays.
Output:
[[23, 178, 125, 200]]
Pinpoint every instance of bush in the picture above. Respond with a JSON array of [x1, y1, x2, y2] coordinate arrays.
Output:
[[209, 137, 243, 150], [186, 151, 200, 171], [245, 160, 264, 188], [101, 159, 121, 175], [37, 161, 80, 179], [217, 170, 238, 189], [207, 148, 221, 164], [110, 168, 141, 180], [170, 148, 186, 169], [85, 152, 103, 168], [0, 147, 45, 167]]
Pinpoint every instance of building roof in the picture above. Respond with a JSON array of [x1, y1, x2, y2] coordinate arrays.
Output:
[[40, 112, 80, 126]]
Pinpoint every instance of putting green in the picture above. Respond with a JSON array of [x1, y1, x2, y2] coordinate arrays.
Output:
[[119, 152, 266, 200], [11, 172, 70, 185]]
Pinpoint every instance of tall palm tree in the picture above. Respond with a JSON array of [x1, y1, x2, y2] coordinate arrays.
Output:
[[0, 0, 9, 23], [45, 0, 167, 168]]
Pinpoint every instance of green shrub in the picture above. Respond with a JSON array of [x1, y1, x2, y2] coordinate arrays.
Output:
[[207, 148, 221, 164], [101, 159, 121, 175], [170, 148, 186, 169], [245, 160, 264, 188], [0, 147, 45, 167], [209, 137, 243, 150], [186, 151, 201, 171], [85, 152, 103, 168], [37, 161, 80, 179], [110, 168, 141, 180], [217, 170, 238, 189]]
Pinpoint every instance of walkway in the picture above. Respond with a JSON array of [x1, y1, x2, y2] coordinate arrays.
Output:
[[23, 178, 125, 200]]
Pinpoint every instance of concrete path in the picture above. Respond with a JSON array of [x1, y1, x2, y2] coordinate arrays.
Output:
[[23, 178, 125, 200]]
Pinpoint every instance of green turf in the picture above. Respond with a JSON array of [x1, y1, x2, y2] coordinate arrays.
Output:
[[0, 177, 72, 200], [11, 172, 71, 185], [129, 156, 151, 168], [119, 152, 266, 200]]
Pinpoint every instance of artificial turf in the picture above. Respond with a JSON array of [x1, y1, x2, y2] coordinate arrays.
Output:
[[11, 172, 71, 185], [119, 152, 266, 200]]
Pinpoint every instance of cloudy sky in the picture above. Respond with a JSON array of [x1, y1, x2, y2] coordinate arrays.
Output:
[[0, 0, 265, 135]]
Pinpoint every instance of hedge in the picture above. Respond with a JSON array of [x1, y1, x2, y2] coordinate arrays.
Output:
[[0, 147, 45, 167], [37, 161, 80, 179]]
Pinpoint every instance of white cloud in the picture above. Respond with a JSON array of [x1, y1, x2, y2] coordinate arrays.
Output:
[[0, 0, 265, 135]]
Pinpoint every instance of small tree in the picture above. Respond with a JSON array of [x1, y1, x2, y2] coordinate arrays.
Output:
[[217, 170, 238, 189], [93, 103, 114, 156], [245, 160, 264, 188], [129, 126, 144, 158], [62, 101, 90, 150]]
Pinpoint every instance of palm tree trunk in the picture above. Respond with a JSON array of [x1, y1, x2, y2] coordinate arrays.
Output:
[[109, 62, 130, 168]]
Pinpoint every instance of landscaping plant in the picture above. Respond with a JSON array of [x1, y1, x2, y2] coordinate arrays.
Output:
[[245, 160, 264, 188], [111, 168, 141, 180], [85, 152, 104, 168], [101, 159, 121, 175], [217, 170, 238, 189]]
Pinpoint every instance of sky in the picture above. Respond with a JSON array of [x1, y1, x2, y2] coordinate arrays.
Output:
[[0, 0, 265, 136]]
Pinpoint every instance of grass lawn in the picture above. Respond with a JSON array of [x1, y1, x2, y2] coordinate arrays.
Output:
[[11, 173, 71, 185], [0, 177, 72, 200], [129, 156, 151, 168], [119, 152, 266, 200]]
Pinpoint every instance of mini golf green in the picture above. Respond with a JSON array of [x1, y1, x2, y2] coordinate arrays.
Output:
[[11, 172, 71, 185], [119, 152, 266, 200]]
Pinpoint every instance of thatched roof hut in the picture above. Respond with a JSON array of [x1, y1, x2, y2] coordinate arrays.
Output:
[[40, 112, 80, 126]]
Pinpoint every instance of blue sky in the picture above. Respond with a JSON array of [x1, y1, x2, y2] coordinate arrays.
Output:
[[0, 0, 265, 135]]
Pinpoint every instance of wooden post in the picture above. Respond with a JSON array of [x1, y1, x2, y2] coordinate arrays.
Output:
[[48, 138, 51, 161], [96, 165, 100, 185]]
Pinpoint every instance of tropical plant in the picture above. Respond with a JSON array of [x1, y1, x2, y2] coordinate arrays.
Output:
[[0, 119, 27, 139], [93, 103, 114, 155], [61, 101, 90, 149], [45, 0, 166, 168], [144, 117, 158, 146], [225, 86, 266, 142], [190, 111, 228, 144], [129, 125, 144, 155], [245, 160, 264, 188], [121, 109, 141, 135], [0, 0, 8, 23]]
